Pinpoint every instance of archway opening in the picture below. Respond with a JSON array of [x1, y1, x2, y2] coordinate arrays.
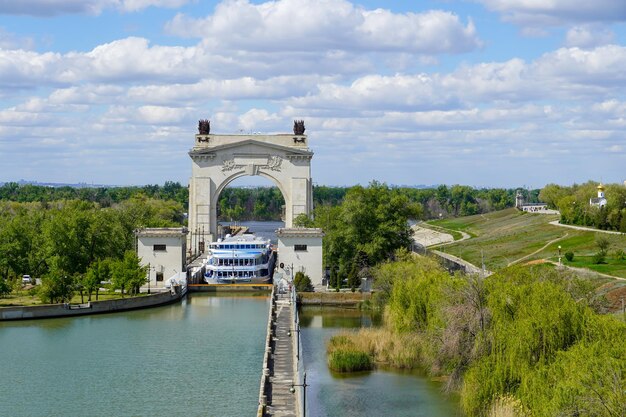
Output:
[[217, 176, 286, 243]]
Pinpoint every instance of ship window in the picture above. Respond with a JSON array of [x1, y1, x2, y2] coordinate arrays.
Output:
[[294, 244, 307, 251], [153, 244, 166, 251]]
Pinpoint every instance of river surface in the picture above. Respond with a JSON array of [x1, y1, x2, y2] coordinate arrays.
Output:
[[300, 307, 463, 417], [0, 294, 269, 417], [219, 220, 284, 244]]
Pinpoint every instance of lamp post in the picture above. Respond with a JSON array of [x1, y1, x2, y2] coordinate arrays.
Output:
[[287, 327, 301, 361], [290, 372, 308, 417], [558, 245, 562, 266]]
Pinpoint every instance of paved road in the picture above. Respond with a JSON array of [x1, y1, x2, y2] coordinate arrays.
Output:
[[549, 220, 625, 235]]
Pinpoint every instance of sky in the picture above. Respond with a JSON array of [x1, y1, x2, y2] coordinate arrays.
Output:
[[0, 0, 625, 188]]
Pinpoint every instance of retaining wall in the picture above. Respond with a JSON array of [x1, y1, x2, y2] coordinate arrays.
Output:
[[257, 286, 276, 417], [0, 287, 183, 321]]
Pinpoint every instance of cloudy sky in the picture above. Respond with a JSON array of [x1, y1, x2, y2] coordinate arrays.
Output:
[[1, 0, 625, 188]]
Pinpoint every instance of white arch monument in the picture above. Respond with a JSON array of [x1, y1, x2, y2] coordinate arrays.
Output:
[[188, 122, 313, 243]]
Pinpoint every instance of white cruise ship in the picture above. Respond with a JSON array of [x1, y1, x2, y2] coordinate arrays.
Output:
[[203, 234, 275, 284]]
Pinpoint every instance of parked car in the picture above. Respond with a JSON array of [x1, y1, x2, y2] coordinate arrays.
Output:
[[22, 275, 32, 284]]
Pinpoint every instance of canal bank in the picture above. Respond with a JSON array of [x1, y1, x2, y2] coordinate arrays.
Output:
[[0, 286, 185, 321]]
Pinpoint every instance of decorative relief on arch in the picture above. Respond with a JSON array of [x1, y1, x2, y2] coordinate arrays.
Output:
[[221, 158, 244, 172], [221, 155, 283, 173], [265, 155, 282, 171]]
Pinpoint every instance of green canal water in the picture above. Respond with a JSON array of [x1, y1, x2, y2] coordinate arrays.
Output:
[[300, 307, 463, 417], [0, 294, 269, 417], [0, 295, 462, 417]]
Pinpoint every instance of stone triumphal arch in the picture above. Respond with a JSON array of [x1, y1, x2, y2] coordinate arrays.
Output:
[[188, 121, 313, 242]]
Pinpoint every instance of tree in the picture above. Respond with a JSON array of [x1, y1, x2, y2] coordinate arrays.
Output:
[[38, 262, 75, 304], [294, 271, 313, 292], [316, 181, 421, 276], [84, 259, 110, 301], [0, 279, 10, 298], [111, 251, 147, 296]]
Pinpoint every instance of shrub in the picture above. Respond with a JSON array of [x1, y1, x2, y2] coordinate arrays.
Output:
[[564, 251, 574, 262], [592, 252, 606, 264], [613, 248, 625, 261], [293, 271, 313, 292]]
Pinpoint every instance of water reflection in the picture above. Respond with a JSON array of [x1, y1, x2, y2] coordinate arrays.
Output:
[[299, 307, 462, 417]]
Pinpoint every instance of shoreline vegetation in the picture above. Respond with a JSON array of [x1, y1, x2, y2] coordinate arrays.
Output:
[[326, 255, 626, 417]]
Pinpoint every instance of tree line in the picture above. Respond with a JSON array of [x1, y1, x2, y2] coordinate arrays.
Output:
[[0, 195, 185, 303], [540, 181, 626, 232], [0, 181, 529, 222]]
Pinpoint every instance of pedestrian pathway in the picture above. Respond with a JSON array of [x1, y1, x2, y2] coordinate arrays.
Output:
[[549, 220, 625, 235], [266, 294, 297, 417]]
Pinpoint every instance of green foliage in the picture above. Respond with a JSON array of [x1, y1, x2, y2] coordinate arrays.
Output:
[[293, 213, 314, 227], [385, 256, 453, 333], [592, 251, 606, 264], [293, 271, 313, 292], [38, 261, 75, 304], [0, 279, 10, 297], [327, 334, 374, 372], [367, 256, 625, 416], [596, 236, 611, 255], [84, 259, 111, 301], [564, 251, 574, 262], [110, 251, 147, 296], [614, 248, 626, 261], [549, 181, 626, 231], [314, 182, 421, 283]]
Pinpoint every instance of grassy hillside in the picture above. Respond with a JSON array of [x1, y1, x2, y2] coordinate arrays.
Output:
[[429, 208, 626, 278]]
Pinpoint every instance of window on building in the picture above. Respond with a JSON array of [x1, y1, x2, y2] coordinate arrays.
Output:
[[156, 272, 164, 282], [294, 244, 307, 251], [153, 244, 166, 251]]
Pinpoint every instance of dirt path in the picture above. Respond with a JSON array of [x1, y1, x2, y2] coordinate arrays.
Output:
[[507, 233, 569, 266]]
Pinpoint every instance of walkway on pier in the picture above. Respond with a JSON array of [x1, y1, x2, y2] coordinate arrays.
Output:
[[266, 292, 297, 417]]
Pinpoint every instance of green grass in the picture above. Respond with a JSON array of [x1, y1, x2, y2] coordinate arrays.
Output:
[[327, 334, 374, 372], [436, 208, 626, 278], [0, 290, 148, 307]]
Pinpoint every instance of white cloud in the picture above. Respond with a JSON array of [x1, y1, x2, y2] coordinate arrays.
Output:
[[0, 0, 190, 16], [166, 0, 481, 54], [0, 27, 35, 50], [476, 0, 626, 26], [564, 25, 614, 48]]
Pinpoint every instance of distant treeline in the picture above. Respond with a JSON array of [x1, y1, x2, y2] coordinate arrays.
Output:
[[0, 182, 538, 221]]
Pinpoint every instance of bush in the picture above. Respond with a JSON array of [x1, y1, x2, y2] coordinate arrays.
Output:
[[613, 248, 625, 261], [293, 271, 313, 292], [592, 252, 606, 264], [564, 251, 574, 262]]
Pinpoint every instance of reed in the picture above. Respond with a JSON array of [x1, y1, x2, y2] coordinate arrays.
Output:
[[327, 328, 422, 371]]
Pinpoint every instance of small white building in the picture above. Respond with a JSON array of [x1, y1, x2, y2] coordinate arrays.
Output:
[[276, 228, 324, 287], [590, 184, 607, 208], [136, 228, 188, 289]]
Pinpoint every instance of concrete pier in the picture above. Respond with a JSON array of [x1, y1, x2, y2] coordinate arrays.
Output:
[[258, 287, 303, 417]]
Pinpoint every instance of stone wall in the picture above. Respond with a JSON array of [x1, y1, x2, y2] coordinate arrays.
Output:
[[0, 287, 183, 321]]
